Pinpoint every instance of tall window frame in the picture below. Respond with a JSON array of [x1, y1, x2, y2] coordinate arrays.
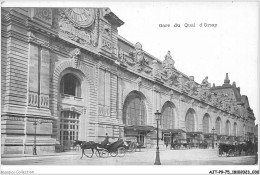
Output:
[[202, 114, 210, 133], [123, 93, 147, 126], [161, 102, 175, 129], [185, 109, 195, 132], [225, 120, 231, 136], [215, 117, 221, 135]]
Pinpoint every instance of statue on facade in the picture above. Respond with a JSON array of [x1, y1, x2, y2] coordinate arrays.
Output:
[[184, 76, 198, 96], [176, 74, 186, 92], [201, 76, 211, 89], [129, 42, 149, 71], [161, 51, 178, 84], [70, 48, 81, 67]]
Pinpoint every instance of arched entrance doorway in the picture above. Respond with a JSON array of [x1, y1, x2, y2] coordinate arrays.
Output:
[[58, 72, 83, 150], [123, 91, 151, 145]]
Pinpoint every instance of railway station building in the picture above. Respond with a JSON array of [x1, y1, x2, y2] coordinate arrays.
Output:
[[1, 7, 257, 154]]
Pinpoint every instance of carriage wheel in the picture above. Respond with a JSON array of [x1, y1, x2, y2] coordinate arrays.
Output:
[[101, 149, 109, 158], [110, 151, 117, 157], [95, 150, 102, 157], [84, 149, 94, 158], [129, 143, 137, 152], [117, 147, 126, 157]]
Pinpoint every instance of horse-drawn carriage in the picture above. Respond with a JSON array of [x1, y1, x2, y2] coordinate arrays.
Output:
[[217, 140, 257, 157], [73, 137, 140, 159], [170, 140, 190, 150]]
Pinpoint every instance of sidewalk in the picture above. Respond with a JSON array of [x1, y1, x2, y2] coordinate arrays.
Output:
[[1, 148, 164, 159], [1, 151, 80, 159]]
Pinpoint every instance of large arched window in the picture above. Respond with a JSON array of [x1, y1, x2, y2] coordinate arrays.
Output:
[[225, 120, 231, 136], [233, 122, 237, 136], [203, 114, 210, 133], [185, 109, 195, 132], [60, 73, 81, 97], [215, 117, 221, 135], [161, 102, 175, 129], [123, 92, 146, 126]]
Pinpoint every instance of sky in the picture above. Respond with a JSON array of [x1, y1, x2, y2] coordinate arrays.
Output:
[[108, 2, 259, 125]]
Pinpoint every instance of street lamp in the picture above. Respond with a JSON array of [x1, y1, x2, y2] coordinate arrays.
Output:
[[33, 119, 42, 155], [212, 127, 215, 149], [154, 110, 161, 165]]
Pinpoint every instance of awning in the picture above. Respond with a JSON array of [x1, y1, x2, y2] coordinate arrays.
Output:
[[186, 131, 203, 136], [124, 125, 156, 132], [162, 129, 186, 134]]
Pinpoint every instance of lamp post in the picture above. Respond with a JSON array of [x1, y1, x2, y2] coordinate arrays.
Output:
[[33, 119, 42, 155], [154, 110, 161, 165], [212, 127, 215, 149]]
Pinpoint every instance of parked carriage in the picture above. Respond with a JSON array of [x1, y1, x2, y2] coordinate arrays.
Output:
[[170, 140, 190, 150], [217, 141, 257, 157]]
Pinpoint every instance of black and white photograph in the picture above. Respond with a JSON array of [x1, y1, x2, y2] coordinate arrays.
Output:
[[1, 1, 259, 174]]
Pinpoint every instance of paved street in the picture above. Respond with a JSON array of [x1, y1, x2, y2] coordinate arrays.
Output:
[[1, 148, 258, 165]]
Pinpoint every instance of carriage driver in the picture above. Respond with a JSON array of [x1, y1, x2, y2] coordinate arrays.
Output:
[[101, 133, 110, 147]]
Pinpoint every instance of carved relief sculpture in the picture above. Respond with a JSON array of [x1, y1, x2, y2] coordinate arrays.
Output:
[[161, 51, 178, 85], [129, 42, 149, 72], [184, 76, 198, 96], [58, 8, 99, 47], [70, 48, 81, 67], [196, 76, 211, 101]]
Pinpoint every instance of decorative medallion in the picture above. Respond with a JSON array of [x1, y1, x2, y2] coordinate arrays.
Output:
[[63, 8, 95, 28]]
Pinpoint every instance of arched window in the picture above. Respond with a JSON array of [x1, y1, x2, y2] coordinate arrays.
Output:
[[203, 114, 210, 133], [185, 109, 195, 132], [225, 120, 231, 136], [233, 122, 237, 136], [215, 117, 221, 135], [161, 103, 175, 129], [60, 74, 81, 97], [123, 93, 146, 126]]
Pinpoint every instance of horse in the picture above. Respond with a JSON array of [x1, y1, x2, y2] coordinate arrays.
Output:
[[73, 140, 99, 159]]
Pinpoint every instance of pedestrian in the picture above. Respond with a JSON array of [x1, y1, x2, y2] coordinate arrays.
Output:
[[165, 141, 169, 148]]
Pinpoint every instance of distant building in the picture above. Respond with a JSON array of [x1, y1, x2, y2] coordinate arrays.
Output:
[[1, 7, 257, 154]]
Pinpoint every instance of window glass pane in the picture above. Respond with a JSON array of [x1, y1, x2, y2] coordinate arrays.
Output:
[[60, 74, 81, 97], [124, 94, 146, 125], [185, 111, 194, 132], [203, 116, 210, 133]]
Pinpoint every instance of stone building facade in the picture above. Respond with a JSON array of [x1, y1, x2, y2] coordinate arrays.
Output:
[[1, 7, 257, 154]]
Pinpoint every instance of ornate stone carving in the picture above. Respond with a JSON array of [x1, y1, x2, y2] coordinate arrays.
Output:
[[70, 48, 81, 67], [28, 92, 38, 107], [101, 37, 112, 52], [129, 42, 149, 72], [161, 51, 178, 85], [136, 77, 142, 91], [63, 8, 95, 28], [196, 77, 211, 101], [176, 74, 187, 92], [185, 76, 198, 96], [58, 8, 99, 47], [201, 76, 211, 89], [40, 94, 49, 108], [32, 8, 52, 25], [118, 48, 125, 64]]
